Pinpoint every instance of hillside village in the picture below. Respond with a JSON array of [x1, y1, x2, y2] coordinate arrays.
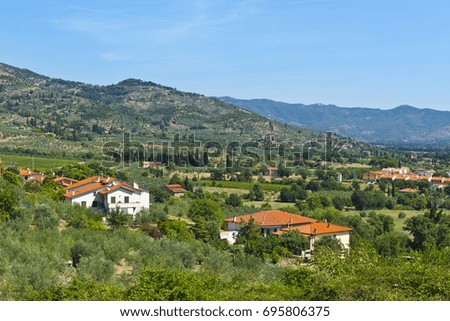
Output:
[[0, 64, 449, 301], [8, 158, 450, 259]]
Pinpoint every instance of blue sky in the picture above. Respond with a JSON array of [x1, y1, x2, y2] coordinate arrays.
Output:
[[1, 0, 450, 110]]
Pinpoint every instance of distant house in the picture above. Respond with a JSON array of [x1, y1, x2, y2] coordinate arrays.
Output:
[[379, 173, 431, 182], [25, 174, 46, 184], [275, 222, 353, 250], [363, 167, 410, 182], [64, 176, 150, 218], [225, 210, 316, 236], [97, 182, 150, 216], [398, 188, 418, 194], [381, 167, 410, 174], [430, 176, 446, 184], [19, 169, 39, 181], [413, 168, 434, 177], [141, 161, 163, 168], [363, 171, 385, 181], [336, 172, 343, 183], [66, 176, 120, 193], [265, 167, 279, 176], [223, 210, 352, 251], [219, 230, 239, 245], [54, 176, 79, 187], [430, 184, 446, 191], [165, 184, 188, 196]]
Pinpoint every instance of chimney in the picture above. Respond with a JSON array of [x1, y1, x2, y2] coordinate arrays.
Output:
[[233, 216, 236, 223], [72, 191, 75, 196], [133, 182, 139, 189], [106, 177, 110, 183]]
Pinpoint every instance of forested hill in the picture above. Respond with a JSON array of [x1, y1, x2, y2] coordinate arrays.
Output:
[[0, 62, 337, 145], [219, 97, 450, 148]]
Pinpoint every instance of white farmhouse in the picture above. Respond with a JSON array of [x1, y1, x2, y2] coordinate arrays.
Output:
[[64, 176, 150, 218]]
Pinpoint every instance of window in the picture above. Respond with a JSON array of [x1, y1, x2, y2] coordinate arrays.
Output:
[[92, 201, 98, 207], [124, 196, 130, 203], [81, 201, 87, 207], [110, 197, 116, 204]]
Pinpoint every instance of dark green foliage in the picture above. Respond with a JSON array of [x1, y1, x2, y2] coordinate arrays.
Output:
[[140, 224, 162, 239], [188, 199, 224, 243], [149, 188, 170, 203], [247, 183, 265, 201], [351, 190, 387, 210], [278, 230, 309, 256], [157, 220, 193, 241], [28, 279, 124, 301], [315, 236, 343, 251], [2, 171, 21, 186], [135, 208, 167, 224], [404, 206, 450, 250], [374, 232, 409, 257], [225, 193, 243, 207], [279, 184, 307, 202], [126, 268, 218, 301], [0, 180, 20, 222], [193, 187, 205, 199], [367, 213, 394, 236], [106, 208, 131, 229]]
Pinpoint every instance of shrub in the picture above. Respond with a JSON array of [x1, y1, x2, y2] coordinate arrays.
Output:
[[398, 212, 407, 219]]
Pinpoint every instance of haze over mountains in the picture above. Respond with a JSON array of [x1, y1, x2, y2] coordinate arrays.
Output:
[[219, 97, 450, 148]]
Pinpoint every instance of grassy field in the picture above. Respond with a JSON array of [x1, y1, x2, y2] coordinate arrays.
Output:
[[0, 153, 77, 171], [203, 186, 250, 195], [200, 179, 290, 192], [344, 209, 447, 233], [243, 201, 296, 210]]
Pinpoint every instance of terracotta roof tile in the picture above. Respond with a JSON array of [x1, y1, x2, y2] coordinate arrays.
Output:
[[64, 182, 104, 199], [398, 188, 418, 193], [97, 183, 136, 195], [65, 176, 116, 190], [19, 169, 38, 176], [225, 210, 317, 227], [282, 222, 352, 235]]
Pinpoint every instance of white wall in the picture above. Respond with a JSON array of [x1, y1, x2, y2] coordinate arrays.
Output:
[[71, 192, 104, 210], [311, 232, 351, 250], [105, 188, 150, 216]]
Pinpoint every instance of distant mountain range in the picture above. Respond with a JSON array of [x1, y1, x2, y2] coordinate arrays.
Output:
[[219, 97, 450, 147]]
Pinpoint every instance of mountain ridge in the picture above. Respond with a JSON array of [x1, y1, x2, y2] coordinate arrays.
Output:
[[0, 62, 373, 160], [219, 97, 450, 147]]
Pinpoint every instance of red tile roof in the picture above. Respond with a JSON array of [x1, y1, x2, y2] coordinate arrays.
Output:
[[65, 176, 115, 190], [19, 169, 38, 176], [225, 210, 317, 227], [166, 184, 188, 194], [97, 183, 136, 195], [25, 174, 46, 183], [64, 182, 104, 199], [281, 222, 353, 236], [398, 188, 418, 193]]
